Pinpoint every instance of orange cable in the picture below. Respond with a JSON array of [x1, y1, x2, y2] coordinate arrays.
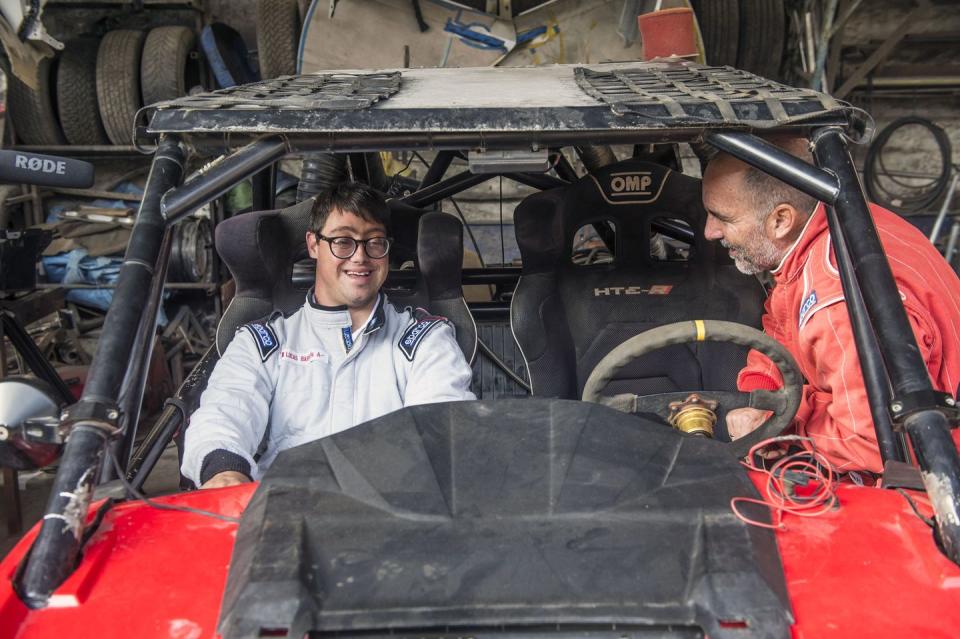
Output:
[[730, 436, 839, 529]]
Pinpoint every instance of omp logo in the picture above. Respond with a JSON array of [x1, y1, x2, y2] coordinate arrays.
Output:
[[591, 170, 668, 205], [16, 155, 66, 175], [594, 285, 673, 296], [610, 172, 654, 195]]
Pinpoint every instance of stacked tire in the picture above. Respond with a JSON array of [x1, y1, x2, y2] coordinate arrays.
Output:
[[690, 0, 786, 81], [256, 0, 301, 78], [7, 56, 65, 145], [8, 25, 199, 147], [94, 30, 147, 145], [736, 0, 786, 81], [58, 38, 110, 145]]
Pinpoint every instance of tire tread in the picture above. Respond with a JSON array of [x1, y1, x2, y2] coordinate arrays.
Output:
[[8, 56, 65, 145], [736, 0, 786, 81], [256, 0, 300, 78], [57, 38, 110, 145], [690, 0, 739, 67], [141, 26, 196, 106], [96, 29, 146, 145]]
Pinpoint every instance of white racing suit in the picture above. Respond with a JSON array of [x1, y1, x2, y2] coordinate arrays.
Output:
[[181, 293, 475, 485]]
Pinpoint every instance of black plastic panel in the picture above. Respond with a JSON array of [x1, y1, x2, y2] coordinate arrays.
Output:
[[218, 399, 791, 639]]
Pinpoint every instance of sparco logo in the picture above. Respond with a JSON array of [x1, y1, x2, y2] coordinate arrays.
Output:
[[16, 155, 67, 175], [404, 320, 431, 346], [610, 171, 653, 195], [252, 323, 274, 346]]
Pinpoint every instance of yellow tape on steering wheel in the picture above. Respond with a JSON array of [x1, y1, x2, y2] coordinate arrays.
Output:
[[695, 319, 706, 342]]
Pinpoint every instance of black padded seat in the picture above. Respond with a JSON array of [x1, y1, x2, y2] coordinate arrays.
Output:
[[214, 200, 476, 364], [385, 211, 478, 364], [215, 198, 314, 355], [510, 158, 766, 401]]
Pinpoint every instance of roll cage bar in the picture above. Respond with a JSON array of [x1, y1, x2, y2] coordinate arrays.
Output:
[[13, 68, 960, 607]]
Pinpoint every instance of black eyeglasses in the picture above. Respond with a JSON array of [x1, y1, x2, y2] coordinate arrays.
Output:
[[315, 234, 392, 259]]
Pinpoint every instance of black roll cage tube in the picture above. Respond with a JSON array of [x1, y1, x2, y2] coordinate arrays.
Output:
[[15, 129, 960, 608]]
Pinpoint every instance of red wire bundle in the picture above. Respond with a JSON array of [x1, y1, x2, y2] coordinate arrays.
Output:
[[731, 436, 839, 529]]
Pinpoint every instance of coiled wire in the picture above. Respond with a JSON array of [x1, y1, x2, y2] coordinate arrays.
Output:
[[864, 116, 952, 214]]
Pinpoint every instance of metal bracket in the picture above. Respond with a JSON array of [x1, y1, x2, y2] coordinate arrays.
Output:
[[20, 416, 66, 444], [890, 390, 959, 429], [60, 402, 123, 437]]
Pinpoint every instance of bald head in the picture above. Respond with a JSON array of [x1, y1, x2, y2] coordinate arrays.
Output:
[[704, 136, 818, 223], [702, 136, 819, 274]]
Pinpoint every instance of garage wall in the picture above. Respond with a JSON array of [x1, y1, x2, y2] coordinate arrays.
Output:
[[839, 0, 960, 191]]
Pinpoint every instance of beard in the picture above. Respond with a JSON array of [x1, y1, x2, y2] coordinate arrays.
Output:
[[721, 228, 782, 275]]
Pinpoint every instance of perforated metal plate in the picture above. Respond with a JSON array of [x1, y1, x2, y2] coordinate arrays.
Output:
[[142, 62, 858, 149], [575, 66, 842, 125], [150, 71, 401, 111]]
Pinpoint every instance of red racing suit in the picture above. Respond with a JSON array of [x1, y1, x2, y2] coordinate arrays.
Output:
[[738, 203, 960, 473]]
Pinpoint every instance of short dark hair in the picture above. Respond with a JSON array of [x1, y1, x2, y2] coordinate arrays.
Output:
[[310, 182, 391, 234], [741, 136, 818, 220]]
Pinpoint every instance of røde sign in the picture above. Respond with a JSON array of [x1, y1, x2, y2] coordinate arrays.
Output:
[[16, 155, 67, 175]]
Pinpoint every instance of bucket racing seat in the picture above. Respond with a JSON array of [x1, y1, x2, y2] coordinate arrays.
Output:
[[214, 199, 476, 363], [385, 209, 477, 364], [510, 158, 766, 404]]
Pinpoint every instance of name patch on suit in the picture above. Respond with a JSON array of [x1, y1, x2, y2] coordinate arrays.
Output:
[[398, 316, 443, 361], [799, 291, 817, 326], [245, 322, 279, 361]]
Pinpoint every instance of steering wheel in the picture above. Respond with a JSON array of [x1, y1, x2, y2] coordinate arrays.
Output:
[[582, 320, 804, 458]]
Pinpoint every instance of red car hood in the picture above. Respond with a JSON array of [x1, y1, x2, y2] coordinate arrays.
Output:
[[1, 476, 958, 639]]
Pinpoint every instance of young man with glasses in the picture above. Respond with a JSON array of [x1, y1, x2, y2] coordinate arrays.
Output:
[[183, 182, 475, 489]]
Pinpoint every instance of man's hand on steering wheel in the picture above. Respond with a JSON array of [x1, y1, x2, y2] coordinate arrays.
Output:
[[582, 320, 804, 458], [727, 407, 771, 440]]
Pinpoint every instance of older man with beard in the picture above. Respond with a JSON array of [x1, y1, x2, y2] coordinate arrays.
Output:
[[702, 137, 960, 473]]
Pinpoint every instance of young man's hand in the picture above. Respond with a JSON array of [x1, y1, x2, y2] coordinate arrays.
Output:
[[201, 471, 250, 489]]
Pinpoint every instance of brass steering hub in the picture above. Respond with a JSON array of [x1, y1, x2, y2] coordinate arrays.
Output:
[[668, 393, 719, 437]]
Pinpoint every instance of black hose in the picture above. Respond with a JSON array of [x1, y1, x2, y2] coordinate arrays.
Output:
[[477, 338, 531, 392], [349, 153, 390, 193], [410, 0, 429, 32], [297, 153, 348, 203], [864, 117, 952, 214], [449, 196, 486, 268], [575, 145, 617, 173]]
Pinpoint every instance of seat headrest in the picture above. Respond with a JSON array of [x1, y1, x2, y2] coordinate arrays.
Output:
[[386, 199, 423, 266], [215, 197, 313, 303], [214, 197, 438, 354], [214, 198, 313, 353], [514, 158, 713, 271], [417, 211, 464, 301]]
